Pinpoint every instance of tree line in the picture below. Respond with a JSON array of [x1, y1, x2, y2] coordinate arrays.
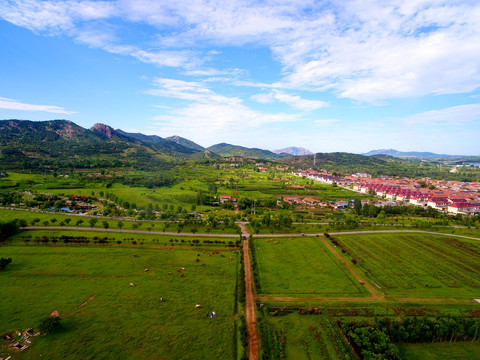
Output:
[[341, 316, 480, 360]]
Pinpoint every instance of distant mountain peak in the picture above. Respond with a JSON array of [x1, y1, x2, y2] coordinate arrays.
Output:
[[273, 147, 313, 156]]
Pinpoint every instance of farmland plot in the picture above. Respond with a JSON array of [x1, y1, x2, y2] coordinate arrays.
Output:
[[254, 237, 367, 297], [335, 233, 480, 298]]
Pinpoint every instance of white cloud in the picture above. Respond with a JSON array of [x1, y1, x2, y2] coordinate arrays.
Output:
[[251, 93, 275, 104], [145, 78, 299, 143], [0, 97, 75, 114], [0, 0, 115, 33], [2, 0, 480, 102], [152, 102, 298, 146], [145, 78, 242, 105], [275, 1, 480, 101], [251, 90, 328, 111], [272, 91, 328, 111], [313, 119, 341, 127], [398, 103, 480, 126]]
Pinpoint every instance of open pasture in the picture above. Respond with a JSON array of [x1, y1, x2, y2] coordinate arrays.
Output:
[[335, 233, 480, 298], [253, 237, 367, 297], [0, 242, 239, 359]]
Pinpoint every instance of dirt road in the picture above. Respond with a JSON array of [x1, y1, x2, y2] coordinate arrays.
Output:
[[239, 222, 259, 360]]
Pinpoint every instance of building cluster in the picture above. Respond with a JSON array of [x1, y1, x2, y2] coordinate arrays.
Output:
[[294, 170, 480, 216]]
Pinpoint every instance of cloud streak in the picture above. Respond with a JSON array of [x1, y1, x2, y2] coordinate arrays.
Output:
[[0, 97, 75, 114]]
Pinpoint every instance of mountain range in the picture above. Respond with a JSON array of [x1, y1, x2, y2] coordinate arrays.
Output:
[[362, 149, 462, 158], [0, 120, 293, 169], [2, 119, 477, 174]]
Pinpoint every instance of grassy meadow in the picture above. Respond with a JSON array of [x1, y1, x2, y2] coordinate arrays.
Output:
[[0, 241, 240, 359]]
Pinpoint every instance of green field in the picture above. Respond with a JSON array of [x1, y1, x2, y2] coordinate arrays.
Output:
[[0, 241, 239, 359], [254, 237, 367, 297], [334, 233, 480, 298], [397, 342, 480, 359]]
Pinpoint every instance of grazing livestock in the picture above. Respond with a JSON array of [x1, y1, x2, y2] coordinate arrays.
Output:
[[195, 304, 201, 308], [129, 283, 135, 287]]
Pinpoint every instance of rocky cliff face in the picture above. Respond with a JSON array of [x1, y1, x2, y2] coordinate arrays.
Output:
[[90, 123, 116, 139]]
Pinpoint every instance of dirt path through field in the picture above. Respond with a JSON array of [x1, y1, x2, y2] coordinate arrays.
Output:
[[239, 222, 259, 360]]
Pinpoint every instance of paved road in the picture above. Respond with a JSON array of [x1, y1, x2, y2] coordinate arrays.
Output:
[[253, 229, 480, 241]]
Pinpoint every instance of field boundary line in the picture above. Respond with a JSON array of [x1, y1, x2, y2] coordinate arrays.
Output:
[[321, 237, 385, 300]]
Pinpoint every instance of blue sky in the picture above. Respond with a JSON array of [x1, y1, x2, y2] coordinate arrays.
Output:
[[1, 0, 480, 155]]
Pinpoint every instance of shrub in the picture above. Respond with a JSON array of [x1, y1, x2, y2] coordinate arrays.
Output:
[[38, 316, 62, 334], [0, 257, 12, 270]]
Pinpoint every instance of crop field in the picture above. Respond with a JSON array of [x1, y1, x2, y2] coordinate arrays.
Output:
[[334, 233, 480, 298], [264, 312, 357, 360], [253, 237, 367, 297], [0, 240, 239, 359]]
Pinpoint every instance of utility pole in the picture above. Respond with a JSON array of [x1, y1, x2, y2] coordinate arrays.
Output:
[[313, 153, 316, 167]]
